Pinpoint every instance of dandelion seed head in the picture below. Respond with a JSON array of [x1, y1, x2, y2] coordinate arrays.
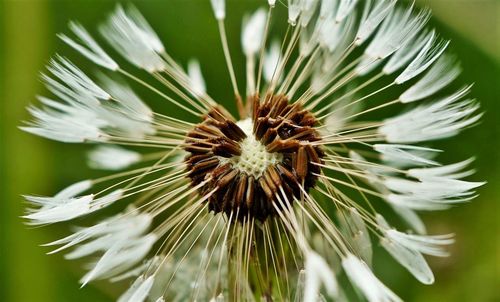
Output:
[[21, 1, 483, 301]]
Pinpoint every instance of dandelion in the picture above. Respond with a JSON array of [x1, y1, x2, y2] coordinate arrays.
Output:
[[22, 1, 483, 301]]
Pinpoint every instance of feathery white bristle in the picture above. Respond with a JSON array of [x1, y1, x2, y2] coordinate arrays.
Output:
[[288, 0, 303, 26], [321, 93, 361, 133], [64, 210, 150, 260], [395, 31, 449, 84], [303, 251, 338, 301], [242, 8, 267, 57], [24, 70, 156, 142], [99, 74, 153, 120], [210, 0, 226, 20], [400, 54, 462, 103], [299, 26, 318, 57], [387, 173, 482, 213], [349, 151, 427, 234], [336, 0, 359, 22], [100, 5, 166, 72], [384, 175, 483, 210], [364, 5, 430, 60], [376, 215, 435, 284], [408, 158, 475, 180], [319, 0, 337, 20], [46, 209, 152, 256], [380, 87, 481, 143], [126, 5, 165, 53], [48, 56, 111, 101], [339, 208, 373, 266], [383, 29, 431, 75], [23, 195, 94, 224], [263, 40, 281, 83], [23, 189, 123, 225], [374, 144, 441, 166], [21, 111, 104, 143], [98, 76, 156, 139], [300, 0, 319, 27], [60, 22, 118, 71], [355, 0, 397, 45], [342, 253, 402, 302], [391, 205, 427, 234], [320, 10, 356, 52], [80, 233, 157, 286], [378, 213, 455, 257], [355, 54, 382, 76], [187, 59, 207, 97], [386, 230, 455, 257], [118, 275, 155, 302], [41, 73, 99, 107], [55, 179, 93, 199], [88, 145, 141, 170], [111, 256, 159, 282]]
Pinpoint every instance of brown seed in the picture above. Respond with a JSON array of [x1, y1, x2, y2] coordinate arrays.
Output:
[[252, 94, 261, 121], [266, 166, 282, 187], [266, 139, 300, 153], [186, 130, 207, 139], [183, 144, 211, 154], [189, 158, 219, 175], [221, 180, 237, 212], [263, 170, 278, 195], [226, 120, 247, 141], [211, 163, 232, 179], [276, 164, 297, 184], [295, 146, 308, 180], [185, 153, 212, 168], [269, 96, 288, 116], [206, 106, 231, 122], [305, 144, 321, 164], [216, 169, 239, 189], [254, 117, 269, 140], [217, 120, 246, 142], [212, 139, 242, 157], [197, 124, 222, 137], [246, 176, 255, 208], [235, 174, 248, 207], [290, 127, 315, 140], [261, 128, 278, 145], [259, 177, 274, 200]]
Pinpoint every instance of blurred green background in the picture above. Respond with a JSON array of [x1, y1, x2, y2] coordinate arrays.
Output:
[[0, 0, 498, 301]]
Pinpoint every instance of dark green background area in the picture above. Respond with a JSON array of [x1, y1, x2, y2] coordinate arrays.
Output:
[[0, 1, 498, 301]]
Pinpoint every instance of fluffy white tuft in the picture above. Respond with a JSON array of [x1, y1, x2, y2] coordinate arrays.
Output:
[[187, 59, 207, 97], [59, 22, 118, 70], [303, 251, 338, 301], [210, 0, 226, 20], [342, 253, 402, 302], [100, 5, 166, 72], [242, 8, 267, 57], [88, 145, 141, 170]]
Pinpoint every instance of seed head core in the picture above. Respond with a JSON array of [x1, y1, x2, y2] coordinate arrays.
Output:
[[184, 94, 324, 221], [224, 119, 283, 179]]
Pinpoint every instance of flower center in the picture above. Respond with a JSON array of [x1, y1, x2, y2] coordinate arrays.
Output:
[[183, 94, 324, 221], [222, 119, 282, 179]]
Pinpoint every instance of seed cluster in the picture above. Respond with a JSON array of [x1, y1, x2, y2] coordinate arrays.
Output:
[[184, 94, 324, 221]]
